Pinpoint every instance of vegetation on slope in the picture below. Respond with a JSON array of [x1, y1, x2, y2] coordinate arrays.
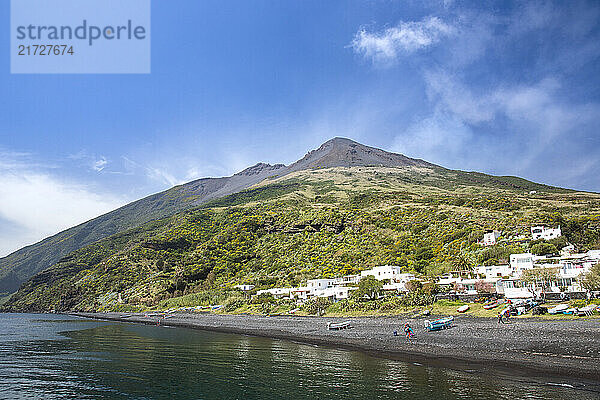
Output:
[[3, 166, 599, 313]]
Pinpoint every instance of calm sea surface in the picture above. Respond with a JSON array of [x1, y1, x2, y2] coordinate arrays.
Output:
[[0, 313, 596, 399]]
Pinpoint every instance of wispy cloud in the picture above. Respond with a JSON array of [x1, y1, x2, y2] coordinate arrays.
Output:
[[351, 16, 455, 65], [69, 150, 110, 173], [352, 2, 600, 191], [92, 156, 108, 172], [394, 70, 600, 188]]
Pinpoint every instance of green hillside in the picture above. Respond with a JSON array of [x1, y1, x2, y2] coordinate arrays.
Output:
[[4, 166, 599, 313]]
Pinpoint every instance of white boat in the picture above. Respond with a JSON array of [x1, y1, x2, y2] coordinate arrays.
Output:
[[548, 304, 569, 314], [457, 305, 469, 313], [327, 321, 351, 330], [577, 304, 598, 316]]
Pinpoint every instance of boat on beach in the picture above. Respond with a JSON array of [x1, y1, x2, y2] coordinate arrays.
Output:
[[577, 304, 598, 316], [548, 304, 569, 315], [483, 300, 501, 309], [327, 321, 351, 330], [424, 316, 454, 331], [457, 305, 469, 313]]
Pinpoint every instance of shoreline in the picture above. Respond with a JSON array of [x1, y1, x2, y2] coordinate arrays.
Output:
[[71, 312, 600, 384]]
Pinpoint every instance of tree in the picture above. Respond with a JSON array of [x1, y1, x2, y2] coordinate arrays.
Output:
[[451, 252, 475, 273], [580, 263, 600, 292], [353, 276, 383, 301], [521, 267, 559, 299], [531, 242, 558, 256], [405, 280, 422, 293], [303, 297, 332, 315]]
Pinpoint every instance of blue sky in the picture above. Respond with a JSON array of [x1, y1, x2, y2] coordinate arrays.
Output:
[[1, 0, 600, 256]]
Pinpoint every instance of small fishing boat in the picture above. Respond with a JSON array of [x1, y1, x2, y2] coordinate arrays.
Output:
[[424, 317, 454, 332], [577, 304, 598, 316], [457, 305, 470, 313], [327, 321, 351, 330], [483, 300, 500, 309], [548, 304, 569, 315], [211, 305, 223, 310], [483, 301, 497, 309]]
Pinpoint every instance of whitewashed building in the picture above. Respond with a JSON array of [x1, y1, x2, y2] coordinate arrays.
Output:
[[510, 253, 536, 275], [475, 264, 513, 279], [256, 287, 292, 298], [531, 226, 561, 241], [307, 279, 335, 291], [361, 265, 402, 281], [234, 284, 255, 291], [482, 230, 501, 246]]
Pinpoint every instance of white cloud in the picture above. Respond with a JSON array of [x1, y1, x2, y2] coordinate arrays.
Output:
[[145, 166, 182, 186], [68, 150, 110, 173], [424, 70, 496, 123], [351, 16, 455, 65], [0, 150, 125, 257], [394, 70, 600, 189], [92, 156, 108, 171]]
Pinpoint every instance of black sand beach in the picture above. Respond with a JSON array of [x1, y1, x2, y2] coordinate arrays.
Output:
[[73, 312, 600, 383]]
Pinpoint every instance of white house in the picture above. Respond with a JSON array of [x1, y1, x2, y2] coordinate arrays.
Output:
[[256, 287, 292, 298], [313, 286, 357, 300], [500, 279, 533, 299], [482, 230, 501, 246], [531, 226, 561, 241], [437, 273, 461, 287], [382, 273, 417, 292], [475, 264, 513, 279], [332, 274, 360, 286], [290, 286, 310, 300], [361, 265, 402, 281], [510, 253, 536, 275], [234, 284, 255, 291], [306, 279, 334, 291]]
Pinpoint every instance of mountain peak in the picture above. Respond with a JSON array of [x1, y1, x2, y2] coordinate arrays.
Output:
[[234, 163, 285, 177], [288, 137, 434, 172]]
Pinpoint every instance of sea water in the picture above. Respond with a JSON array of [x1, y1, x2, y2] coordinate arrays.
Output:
[[0, 313, 596, 399]]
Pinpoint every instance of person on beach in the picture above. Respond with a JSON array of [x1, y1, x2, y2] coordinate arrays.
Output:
[[497, 311, 504, 324], [404, 323, 414, 339]]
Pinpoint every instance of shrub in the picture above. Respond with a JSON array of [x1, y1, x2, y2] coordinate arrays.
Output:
[[302, 297, 332, 315], [569, 299, 587, 308], [405, 280, 422, 292], [531, 242, 558, 256], [223, 296, 246, 312], [251, 293, 276, 304], [400, 289, 434, 306]]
